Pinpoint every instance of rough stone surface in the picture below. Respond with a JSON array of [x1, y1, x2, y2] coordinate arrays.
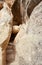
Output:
[[0, 2, 12, 49], [27, 0, 42, 16], [4, 0, 15, 8], [6, 42, 16, 65], [0, 2, 12, 65], [12, 0, 41, 25], [12, 0, 22, 25], [13, 2, 42, 65], [0, 2, 13, 25], [14, 23, 28, 44], [28, 1, 42, 34]]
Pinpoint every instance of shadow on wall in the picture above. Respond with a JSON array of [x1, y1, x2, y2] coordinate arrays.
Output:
[[12, 0, 42, 25], [27, 0, 42, 16], [6, 42, 16, 65], [6, 33, 16, 65], [12, 0, 22, 25]]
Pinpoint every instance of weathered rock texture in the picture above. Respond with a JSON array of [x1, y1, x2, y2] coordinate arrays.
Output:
[[4, 0, 15, 8], [0, 2, 13, 25], [12, 0, 22, 25], [13, 1, 42, 65], [0, 0, 42, 65], [6, 42, 16, 65], [13, 25, 20, 34], [27, 0, 42, 16], [12, 0, 41, 25], [0, 48, 6, 65], [0, 1, 4, 10], [0, 2, 13, 65]]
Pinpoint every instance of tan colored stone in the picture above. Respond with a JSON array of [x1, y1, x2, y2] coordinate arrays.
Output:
[[4, 0, 15, 8], [13, 25, 20, 34], [0, 2, 13, 65], [13, 2, 42, 65], [0, 1, 4, 10], [6, 42, 16, 65]]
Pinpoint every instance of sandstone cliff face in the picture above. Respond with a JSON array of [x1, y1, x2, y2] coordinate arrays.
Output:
[[12, 0, 41, 24], [0, 0, 42, 65], [4, 0, 15, 8], [0, 2, 13, 65], [27, 0, 42, 16], [13, 2, 42, 65]]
